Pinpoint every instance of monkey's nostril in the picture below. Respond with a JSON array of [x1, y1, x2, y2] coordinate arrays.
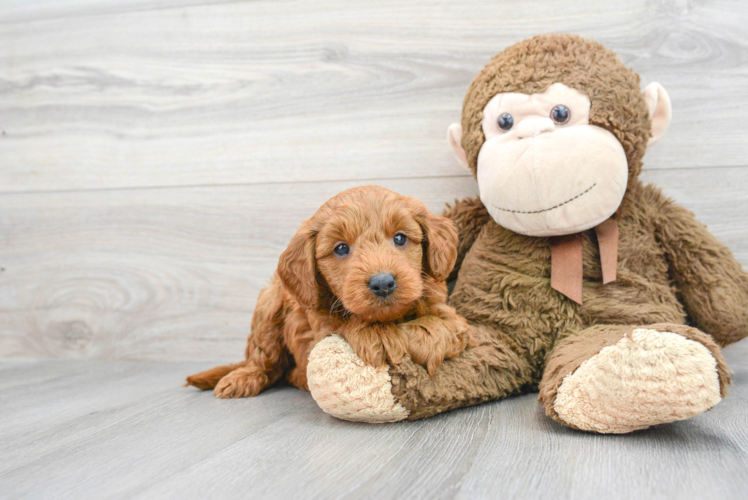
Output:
[[368, 273, 397, 298]]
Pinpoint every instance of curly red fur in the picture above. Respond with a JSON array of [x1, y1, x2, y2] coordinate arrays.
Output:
[[185, 186, 470, 397]]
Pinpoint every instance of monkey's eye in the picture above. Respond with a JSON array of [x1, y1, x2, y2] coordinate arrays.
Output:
[[393, 233, 407, 247], [497, 113, 514, 131], [551, 105, 570, 125], [334, 243, 349, 256]]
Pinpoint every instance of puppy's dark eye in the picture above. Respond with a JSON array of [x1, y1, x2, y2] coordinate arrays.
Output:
[[497, 113, 514, 131], [551, 105, 570, 125], [393, 233, 407, 247], [334, 243, 349, 256]]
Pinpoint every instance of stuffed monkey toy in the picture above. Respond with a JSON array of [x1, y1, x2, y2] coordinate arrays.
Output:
[[306, 34, 748, 433]]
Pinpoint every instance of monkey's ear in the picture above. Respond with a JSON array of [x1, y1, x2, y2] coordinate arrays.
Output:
[[643, 82, 672, 147], [277, 222, 318, 309], [418, 211, 458, 282], [447, 123, 469, 169]]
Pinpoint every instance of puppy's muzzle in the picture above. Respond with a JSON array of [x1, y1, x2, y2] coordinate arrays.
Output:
[[368, 273, 397, 298]]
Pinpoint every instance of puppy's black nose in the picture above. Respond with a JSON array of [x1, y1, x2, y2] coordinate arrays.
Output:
[[368, 273, 396, 298]]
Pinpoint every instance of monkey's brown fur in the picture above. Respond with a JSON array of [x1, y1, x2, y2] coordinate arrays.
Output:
[[186, 186, 468, 398], [374, 34, 748, 424]]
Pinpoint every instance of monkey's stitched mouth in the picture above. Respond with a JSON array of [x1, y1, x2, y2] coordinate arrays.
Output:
[[491, 183, 596, 215]]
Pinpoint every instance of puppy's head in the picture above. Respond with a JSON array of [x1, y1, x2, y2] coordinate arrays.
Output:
[[277, 186, 457, 322]]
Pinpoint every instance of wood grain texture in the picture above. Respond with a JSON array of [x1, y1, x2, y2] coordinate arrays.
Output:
[[0, 177, 480, 361], [2, 2, 747, 497], [1, 0, 748, 362], [1, 168, 746, 362], [1, 0, 748, 193], [1, 339, 747, 499]]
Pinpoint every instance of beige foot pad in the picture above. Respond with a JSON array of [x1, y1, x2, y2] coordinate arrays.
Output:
[[554, 328, 722, 433], [307, 334, 409, 423]]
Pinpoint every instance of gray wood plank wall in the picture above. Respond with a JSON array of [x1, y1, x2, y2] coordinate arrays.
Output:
[[2, 0, 747, 361]]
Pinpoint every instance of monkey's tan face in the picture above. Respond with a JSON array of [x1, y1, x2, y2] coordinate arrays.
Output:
[[476, 83, 628, 237]]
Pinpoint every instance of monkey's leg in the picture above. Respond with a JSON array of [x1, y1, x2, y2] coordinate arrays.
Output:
[[538, 323, 731, 434], [307, 323, 534, 423]]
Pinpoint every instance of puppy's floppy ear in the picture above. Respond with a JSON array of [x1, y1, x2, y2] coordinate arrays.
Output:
[[277, 221, 318, 309], [416, 209, 458, 281]]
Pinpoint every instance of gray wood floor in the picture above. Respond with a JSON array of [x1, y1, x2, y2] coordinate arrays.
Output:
[[1, 338, 747, 499]]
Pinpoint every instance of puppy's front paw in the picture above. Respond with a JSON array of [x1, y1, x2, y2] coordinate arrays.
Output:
[[307, 334, 410, 423], [214, 368, 266, 398], [402, 313, 469, 377]]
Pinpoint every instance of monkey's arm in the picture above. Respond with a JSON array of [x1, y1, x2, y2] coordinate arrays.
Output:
[[442, 196, 492, 280], [655, 195, 748, 347]]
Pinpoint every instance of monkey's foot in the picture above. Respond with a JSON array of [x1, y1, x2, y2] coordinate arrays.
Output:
[[307, 334, 409, 423], [545, 327, 726, 434]]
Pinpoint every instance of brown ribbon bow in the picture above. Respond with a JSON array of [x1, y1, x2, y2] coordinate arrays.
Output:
[[549, 216, 619, 304]]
